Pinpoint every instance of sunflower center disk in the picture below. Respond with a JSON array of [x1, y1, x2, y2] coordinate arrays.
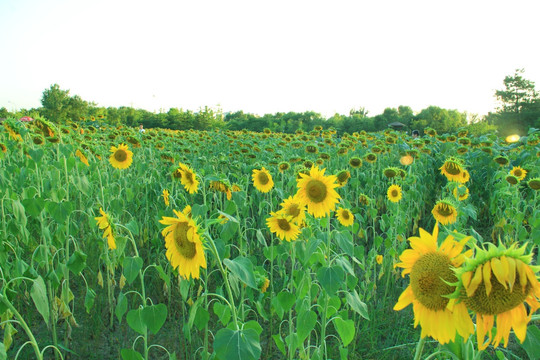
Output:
[[463, 278, 530, 315], [445, 162, 461, 175], [185, 171, 194, 182], [410, 253, 455, 311], [306, 180, 327, 203], [114, 150, 128, 162], [257, 172, 269, 185], [173, 222, 197, 259], [277, 218, 291, 231], [341, 211, 350, 220], [287, 204, 300, 218], [436, 204, 454, 217], [391, 190, 399, 198]]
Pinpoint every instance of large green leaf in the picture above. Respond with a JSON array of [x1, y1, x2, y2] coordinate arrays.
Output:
[[297, 310, 317, 344], [213, 302, 231, 326], [213, 328, 261, 360], [123, 256, 143, 285], [223, 256, 257, 289], [126, 308, 146, 335], [345, 290, 369, 320], [141, 304, 168, 335], [121, 349, 144, 360], [333, 318, 355, 347], [316, 266, 344, 295], [31, 276, 49, 326], [520, 325, 540, 360], [67, 250, 87, 275]]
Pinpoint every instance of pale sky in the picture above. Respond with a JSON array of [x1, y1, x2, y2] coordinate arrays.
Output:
[[1, 0, 539, 118]]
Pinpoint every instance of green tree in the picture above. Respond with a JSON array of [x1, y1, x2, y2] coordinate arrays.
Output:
[[40, 84, 88, 123]]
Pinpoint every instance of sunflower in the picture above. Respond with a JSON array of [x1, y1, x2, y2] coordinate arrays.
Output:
[[453, 184, 469, 201], [266, 212, 300, 242], [460, 170, 470, 183], [387, 184, 402, 203], [383, 167, 399, 179], [506, 175, 519, 185], [279, 196, 306, 225], [252, 167, 274, 193], [94, 208, 116, 250], [528, 178, 540, 190], [400, 155, 414, 166], [439, 158, 464, 182], [394, 223, 474, 344], [278, 161, 290, 173], [109, 143, 133, 169], [376, 255, 383, 265], [493, 155, 509, 166], [0, 143, 6, 153], [160, 209, 206, 280], [336, 208, 354, 227], [349, 157, 362, 168], [432, 200, 458, 225], [336, 170, 351, 187], [365, 153, 377, 163], [451, 243, 540, 350], [510, 166, 527, 181], [75, 149, 89, 166], [179, 164, 199, 194], [295, 167, 341, 218], [358, 193, 370, 206], [261, 278, 270, 293], [162, 189, 170, 206]]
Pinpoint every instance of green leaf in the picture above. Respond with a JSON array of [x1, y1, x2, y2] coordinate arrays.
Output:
[[316, 266, 344, 295], [277, 291, 295, 313], [336, 232, 354, 256], [22, 197, 46, 217], [11, 200, 27, 227], [141, 304, 168, 335], [120, 348, 144, 360], [345, 290, 370, 320], [213, 302, 231, 326], [243, 320, 263, 336], [155, 265, 170, 287], [272, 334, 286, 356], [126, 308, 146, 335], [27, 148, 44, 163], [125, 219, 139, 236], [213, 328, 261, 360], [30, 276, 49, 326], [520, 325, 540, 360], [333, 318, 355, 347], [223, 256, 257, 289], [123, 256, 143, 285], [0, 343, 6, 360], [297, 310, 317, 344], [193, 306, 209, 331], [84, 288, 96, 313], [67, 250, 87, 275], [115, 292, 128, 324]]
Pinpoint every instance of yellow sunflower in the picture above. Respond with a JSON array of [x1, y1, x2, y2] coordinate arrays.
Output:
[[387, 184, 402, 203], [109, 143, 133, 169], [162, 189, 170, 206], [432, 200, 458, 225], [336, 170, 351, 187], [394, 223, 474, 344], [179, 164, 199, 194], [295, 167, 341, 218], [451, 243, 540, 350], [94, 208, 116, 250], [266, 212, 300, 242], [336, 208, 354, 227], [376, 255, 383, 265], [439, 158, 464, 182], [453, 184, 469, 201], [75, 149, 89, 166], [510, 166, 527, 181], [252, 167, 274, 193], [160, 209, 206, 280], [279, 195, 306, 225]]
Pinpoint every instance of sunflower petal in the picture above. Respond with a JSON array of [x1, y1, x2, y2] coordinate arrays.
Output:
[[483, 260, 492, 296], [491, 257, 508, 289], [466, 265, 483, 297]]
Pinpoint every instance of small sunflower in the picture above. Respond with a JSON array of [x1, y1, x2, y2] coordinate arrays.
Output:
[[278, 161, 290, 173], [336, 170, 351, 187], [266, 212, 300, 242], [394, 223, 474, 344], [376, 255, 383, 265], [261, 278, 270, 293], [383, 167, 399, 179], [349, 157, 362, 168], [453, 185, 469, 201], [527, 178, 540, 190], [94, 208, 116, 250], [506, 175, 519, 185], [493, 155, 509, 166], [162, 189, 170, 206], [439, 158, 464, 182], [179, 164, 199, 194], [365, 153, 377, 164], [0, 143, 7, 153], [387, 184, 402, 203], [336, 208, 354, 227], [432, 200, 458, 225], [160, 209, 206, 280], [252, 167, 274, 193], [296, 167, 341, 218], [400, 155, 414, 166], [279, 196, 306, 225], [109, 143, 133, 169], [358, 193, 370, 206], [451, 243, 540, 350], [510, 166, 527, 181]]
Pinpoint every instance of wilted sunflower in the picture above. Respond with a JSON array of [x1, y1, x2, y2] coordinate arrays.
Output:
[[439, 158, 464, 182], [387, 184, 402, 203], [109, 143, 133, 169], [95, 208, 116, 250], [453, 184, 469, 201], [527, 178, 540, 190], [510, 166, 527, 181], [349, 157, 362, 168], [75, 149, 89, 166], [162, 189, 170, 206], [179, 164, 199, 194], [336, 170, 351, 187], [296, 166, 340, 218], [305, 144, 318, 154], [336, 208, 354, 227], [383, 167, 399, 179], [160, 209, 206, 280], [266, 212, 300, 242], [394, 223, 474, 344], [493, 155, 509, 166], [457, 146, 468, 155], [358, 193, 370, 206], [432, 200, 458, 225], [278, 161, 290, 173], [279, 196, 306, 225], [505, 175, 519, 185], [460, 170, 470, 183], [365, 153, 377, 164], [252, 167, 274, 193], [451, 243, 540, 350]]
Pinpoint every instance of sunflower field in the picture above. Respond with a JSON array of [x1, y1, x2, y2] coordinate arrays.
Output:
[[1, 117, 540, 360]]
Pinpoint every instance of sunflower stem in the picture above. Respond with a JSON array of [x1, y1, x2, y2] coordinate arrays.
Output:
[[413, 336, 426, 360], [288, 242, 296, 360]]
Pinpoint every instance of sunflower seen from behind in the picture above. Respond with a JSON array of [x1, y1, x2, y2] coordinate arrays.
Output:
[[109, 143, 133, 169], [394, 222, 474, 344], [450, 243, 540, 350], [252, 167, 274, 193], [295, 166, 340, 218], [160, 208, 206, 280]]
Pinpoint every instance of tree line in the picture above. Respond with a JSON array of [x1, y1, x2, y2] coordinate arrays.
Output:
[[1, 69, 538, 136]]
